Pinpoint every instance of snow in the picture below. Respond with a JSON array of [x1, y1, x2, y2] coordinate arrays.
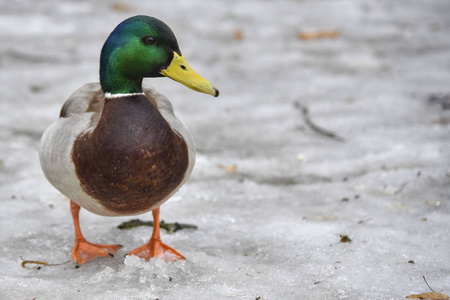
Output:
[[0, 0, 449, 299]]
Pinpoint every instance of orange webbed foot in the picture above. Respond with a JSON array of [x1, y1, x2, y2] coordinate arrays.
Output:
[[127, 238, 185, 261], [71, 240, 122, 265]]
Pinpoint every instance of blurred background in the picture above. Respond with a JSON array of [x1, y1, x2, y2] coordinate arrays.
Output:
[[0, 1, 449, 299]]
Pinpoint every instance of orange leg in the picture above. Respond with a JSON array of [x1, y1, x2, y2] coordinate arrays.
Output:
[[70, 200, 122, 265], [128, 207, 185, 261]]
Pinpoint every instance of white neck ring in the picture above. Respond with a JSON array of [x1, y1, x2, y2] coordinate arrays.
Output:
[[104, 92, 145, 99]]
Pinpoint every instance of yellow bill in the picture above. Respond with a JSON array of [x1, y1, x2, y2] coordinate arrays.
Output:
[[161, 52, 219, 97]]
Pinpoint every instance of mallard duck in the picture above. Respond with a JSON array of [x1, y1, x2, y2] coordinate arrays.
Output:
[[39, 15, 219, 265]]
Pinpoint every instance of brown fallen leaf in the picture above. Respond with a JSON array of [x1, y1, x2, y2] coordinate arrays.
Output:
[[21, 257, 70, 269], [310, 215, 338, 221], [21, 260, 50, 268], [217, 164, 237, 173], [406, 292, 449, 300], [298, 30, 339, 40], [432, 117, 450, 125], [339, 235, 352, 243], [111, 3, 132, 12], [233, 28, 244, 40]]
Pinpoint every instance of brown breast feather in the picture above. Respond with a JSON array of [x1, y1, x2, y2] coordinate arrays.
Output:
[[72, 94, 189, 215]]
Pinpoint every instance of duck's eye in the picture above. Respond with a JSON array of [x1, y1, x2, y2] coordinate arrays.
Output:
[[142, 36, 156, 45]]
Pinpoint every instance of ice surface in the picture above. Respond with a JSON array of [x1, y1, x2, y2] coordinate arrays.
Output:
[[0, 0, 449, 299]]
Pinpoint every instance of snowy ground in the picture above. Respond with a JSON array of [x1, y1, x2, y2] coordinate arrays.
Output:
[[0, 0, 449, 299]]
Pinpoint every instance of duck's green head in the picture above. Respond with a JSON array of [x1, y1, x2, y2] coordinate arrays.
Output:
[[100, 15, 218, 97]]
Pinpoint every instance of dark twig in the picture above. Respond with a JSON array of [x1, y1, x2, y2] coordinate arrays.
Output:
[[117, 219, 198, 234], [423, 276, 435, 293], [394, 182, 408, 195], [20, 256, 70, 268], [294, 102, 345, 142]]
